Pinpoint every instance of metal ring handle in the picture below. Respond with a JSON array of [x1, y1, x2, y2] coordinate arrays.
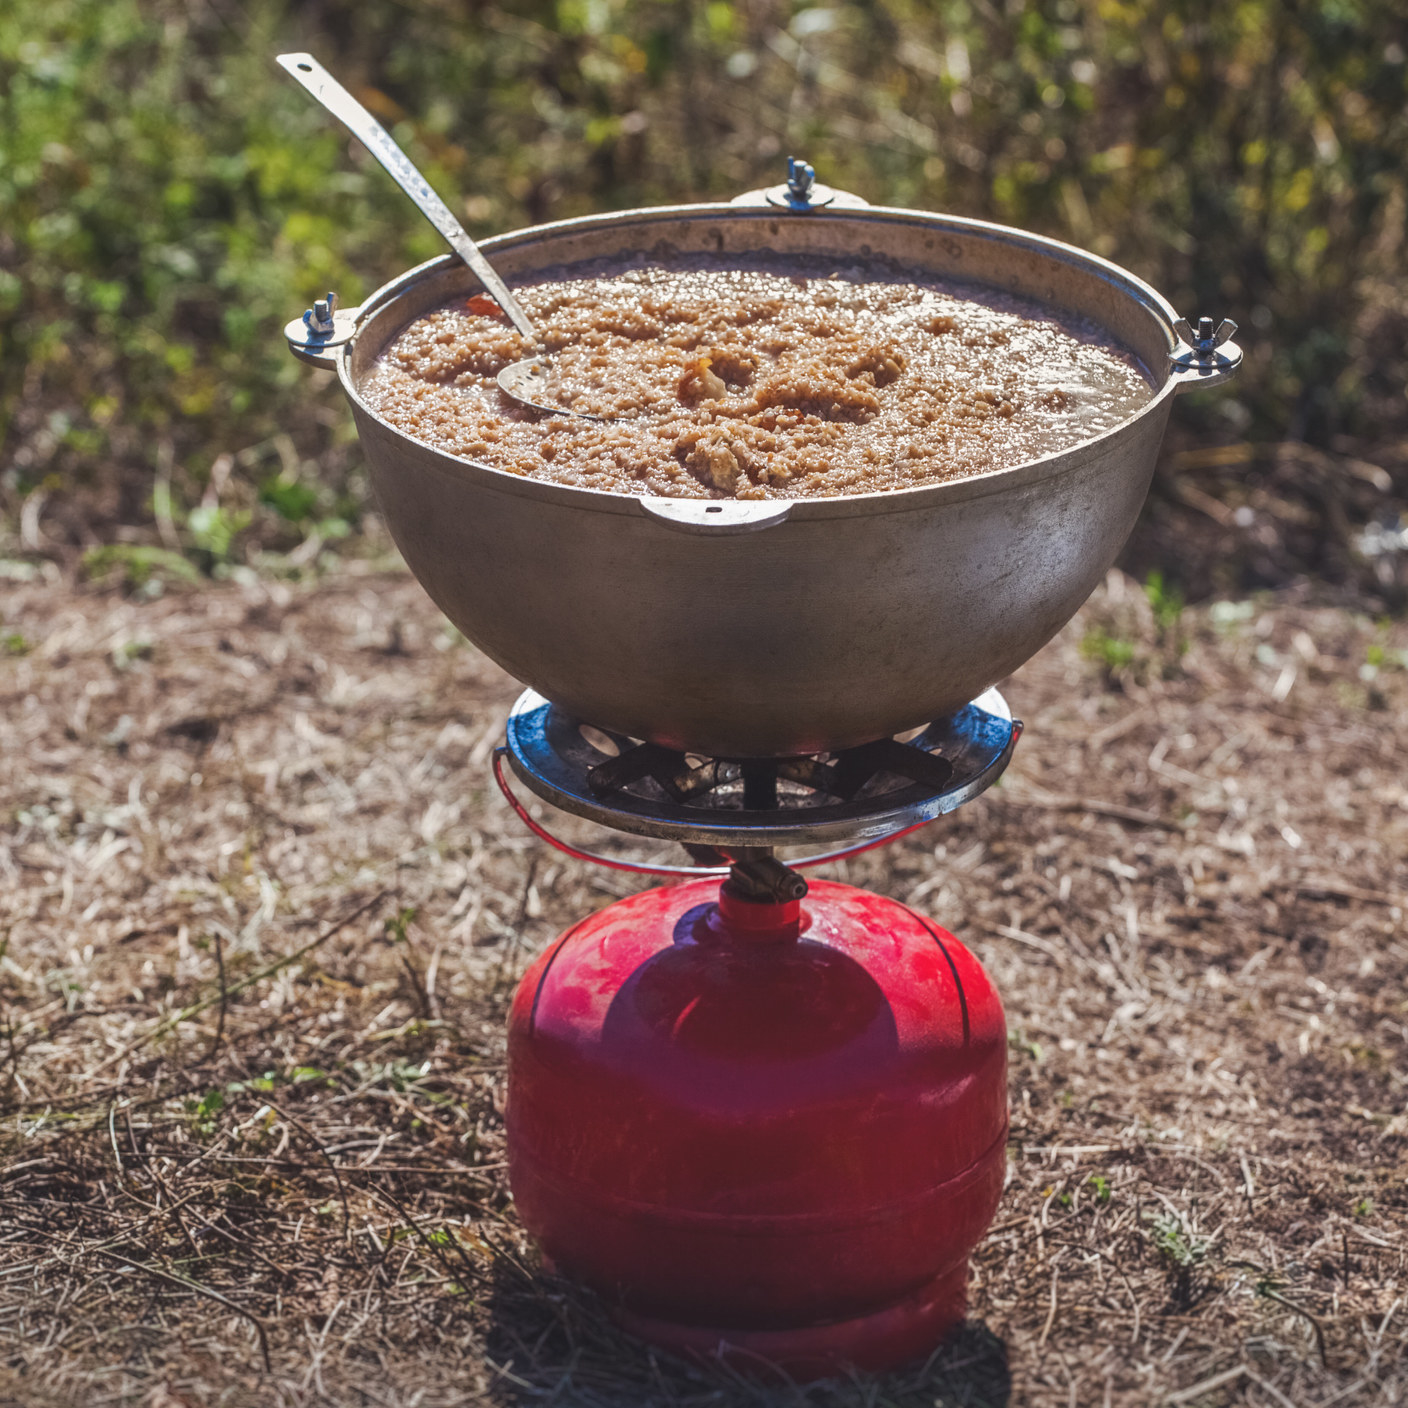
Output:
[[493, 749, 935, 877]]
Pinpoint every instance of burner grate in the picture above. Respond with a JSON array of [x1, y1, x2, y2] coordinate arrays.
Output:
[[586, 737, 954, 809], [503, 689, 1019, 848]]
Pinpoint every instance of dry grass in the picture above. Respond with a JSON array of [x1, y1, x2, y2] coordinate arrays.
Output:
[[1, 562, 1405, 1407]]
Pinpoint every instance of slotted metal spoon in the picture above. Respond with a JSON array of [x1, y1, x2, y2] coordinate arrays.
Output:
[[277, 53, 605, 420]]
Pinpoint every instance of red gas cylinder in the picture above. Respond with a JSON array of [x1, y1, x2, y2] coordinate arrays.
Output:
[[506, 877, 1008, 1377]]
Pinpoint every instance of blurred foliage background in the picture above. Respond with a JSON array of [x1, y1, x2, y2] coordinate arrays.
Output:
[[3, 0, 1407, 596]]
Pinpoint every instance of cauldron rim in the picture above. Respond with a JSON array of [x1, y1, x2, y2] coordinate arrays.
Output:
[[333, 199, 1183, 521]]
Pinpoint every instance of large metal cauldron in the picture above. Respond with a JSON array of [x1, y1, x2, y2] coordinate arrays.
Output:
[[287, 185, 1238, 757]]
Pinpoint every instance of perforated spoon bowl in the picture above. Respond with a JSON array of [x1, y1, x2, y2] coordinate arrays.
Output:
[[277, 53, 610, 420]]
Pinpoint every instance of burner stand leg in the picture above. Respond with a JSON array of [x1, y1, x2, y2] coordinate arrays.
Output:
[[741, 761, 778, 810]]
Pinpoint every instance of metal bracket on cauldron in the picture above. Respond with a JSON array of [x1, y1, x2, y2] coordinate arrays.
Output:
[[731, 156, 870, 213], [639, 496, 793, 535], [766, 158, 837, 212], [1167, 315, 1242, 392], [285, 291, 362, 369]]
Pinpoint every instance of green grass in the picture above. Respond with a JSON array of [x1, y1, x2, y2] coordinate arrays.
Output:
[[3, 0, 1406, 575]]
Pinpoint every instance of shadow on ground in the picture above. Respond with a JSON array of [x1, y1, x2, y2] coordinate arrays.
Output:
[[1120, 434, 1408, 607], [484, 1268, 1012, 1407]]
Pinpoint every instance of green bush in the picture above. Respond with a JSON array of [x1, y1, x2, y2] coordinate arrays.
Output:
[[3, 0, 1405, 564]]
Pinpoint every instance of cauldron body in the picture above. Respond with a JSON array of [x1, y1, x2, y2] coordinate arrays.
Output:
[[506, 878, 1007, 1375], [320, 198, 1204, 757]]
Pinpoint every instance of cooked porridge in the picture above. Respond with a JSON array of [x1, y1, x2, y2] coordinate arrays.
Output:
[[361, 258, 1153, 499]]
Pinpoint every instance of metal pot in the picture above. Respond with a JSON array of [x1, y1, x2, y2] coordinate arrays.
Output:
[[286, 176, 1240, 757]]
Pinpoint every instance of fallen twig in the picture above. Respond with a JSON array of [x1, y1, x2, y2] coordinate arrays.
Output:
[[91, 1246, 272, 1373], [95, 890, 388, 1071]]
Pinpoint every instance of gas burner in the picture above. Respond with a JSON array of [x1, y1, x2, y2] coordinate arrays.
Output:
[[502, 688, 1020, 848]]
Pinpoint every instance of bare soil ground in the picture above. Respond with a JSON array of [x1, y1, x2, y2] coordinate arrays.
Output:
[[1, 563, 1405, 1407]]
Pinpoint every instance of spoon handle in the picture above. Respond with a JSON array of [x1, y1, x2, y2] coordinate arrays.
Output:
[[276, 53, 537, 342]]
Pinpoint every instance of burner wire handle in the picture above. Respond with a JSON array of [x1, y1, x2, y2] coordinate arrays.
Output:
[[493, 749, 934, 875], [495, 749, 727, 878]]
